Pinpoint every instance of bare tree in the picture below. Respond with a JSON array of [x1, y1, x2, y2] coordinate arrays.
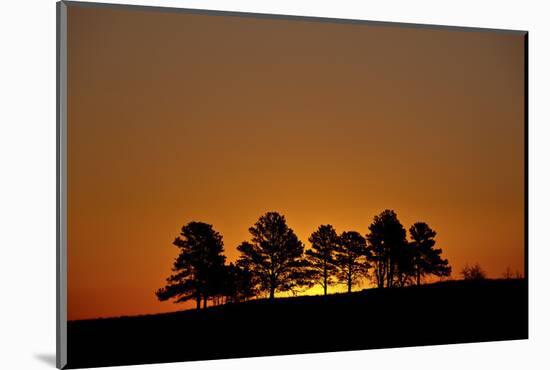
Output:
[[461, 264, 486, 281], [502, 266, 513, 279]]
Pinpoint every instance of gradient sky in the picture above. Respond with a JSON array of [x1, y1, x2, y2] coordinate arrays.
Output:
[[67, 5, 525, 320]]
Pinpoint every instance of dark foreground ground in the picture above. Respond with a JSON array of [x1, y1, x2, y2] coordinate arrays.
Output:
[[66, 279, 527, 369]]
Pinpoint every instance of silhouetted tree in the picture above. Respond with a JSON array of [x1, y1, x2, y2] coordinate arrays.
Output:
[[224, 262, 258, 303], [237, 212, 310, 300], [409, 222, 451, 285], [305, 225, 339, 295], [366, 210, 408, 288], [206, 262, 229, 306], [394, 242, 416, 287], [502, 266, 513, 279], [461, 264, 486, 281], [156, 221, 226, 310], [335, 231, 371, 293]]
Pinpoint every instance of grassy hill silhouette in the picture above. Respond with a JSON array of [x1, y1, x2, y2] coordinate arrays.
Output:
[[66, 279, 527, 369]]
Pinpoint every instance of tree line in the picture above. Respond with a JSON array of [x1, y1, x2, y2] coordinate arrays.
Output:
[[156, 210, 451, 309]]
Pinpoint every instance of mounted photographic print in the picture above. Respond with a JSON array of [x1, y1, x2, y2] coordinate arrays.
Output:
[[56, 1, 528, 368]]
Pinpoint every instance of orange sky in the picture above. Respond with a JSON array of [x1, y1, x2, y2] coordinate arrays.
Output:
[[67, 4, 525, 320]]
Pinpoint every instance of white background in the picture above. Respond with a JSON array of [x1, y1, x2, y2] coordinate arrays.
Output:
[[0, 0, 548, 369]]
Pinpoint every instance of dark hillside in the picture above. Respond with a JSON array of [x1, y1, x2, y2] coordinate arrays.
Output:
[[67, 279, 527, 369]]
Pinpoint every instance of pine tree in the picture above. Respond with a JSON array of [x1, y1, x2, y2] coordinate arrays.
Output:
[[156, 221, 226, 309], [335, 231, 371, 293], [409, 222, 451, 285], [366, 210, 407, 288], [237, 212, 310, 299], [305, 225, 339, 295]]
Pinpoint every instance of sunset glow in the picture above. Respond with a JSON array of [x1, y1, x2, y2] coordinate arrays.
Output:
[[67, 6, 525, 320]]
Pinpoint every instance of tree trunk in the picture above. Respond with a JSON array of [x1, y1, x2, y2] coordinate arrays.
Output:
[[347, 268, 352, 293], [203, 295, 208, 309], [196, 294, 201, 310], [269, 274, 276, 300], [387, 257, 394, 288], [323, 262, 327, 296], [416, 270, 421, 286], [376, 263, 384, 288]]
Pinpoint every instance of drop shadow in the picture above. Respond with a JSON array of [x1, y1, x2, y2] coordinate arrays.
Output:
[[34, 353, 56, 367]]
